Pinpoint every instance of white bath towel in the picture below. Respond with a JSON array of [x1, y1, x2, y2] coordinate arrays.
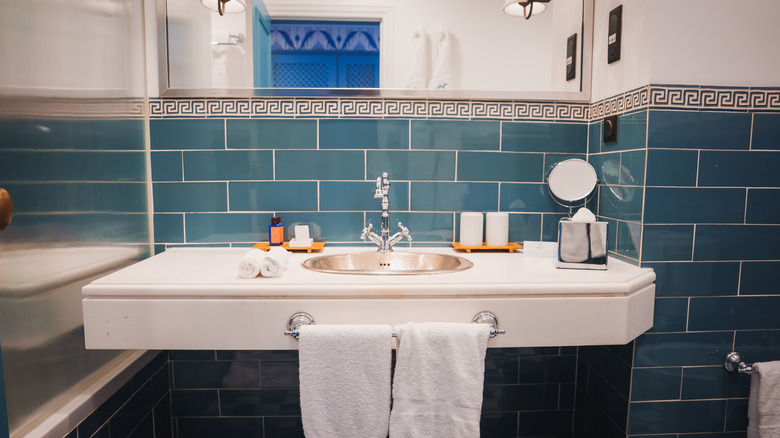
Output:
[[238, 248, 267, 278], [428, 27, 452, 90], [259, 246, 290, 277], [748, 361, 780, 438], [404, 28, 429, 89], [298, 324, 393, 438], [389, 322, 491, 438]]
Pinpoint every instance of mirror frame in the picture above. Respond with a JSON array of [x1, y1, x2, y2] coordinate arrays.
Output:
[[154, 0, 593, 101]]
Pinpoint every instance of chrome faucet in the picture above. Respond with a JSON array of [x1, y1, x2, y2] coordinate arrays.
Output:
[[361, 172, 411, 252]]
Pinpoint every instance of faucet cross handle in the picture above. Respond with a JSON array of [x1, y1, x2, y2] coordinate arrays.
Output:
[[397, 222, 411, 241], [360, 223, 374, 241]]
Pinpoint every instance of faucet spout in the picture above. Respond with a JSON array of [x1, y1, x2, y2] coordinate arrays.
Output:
[[362, 173, 411, 252]]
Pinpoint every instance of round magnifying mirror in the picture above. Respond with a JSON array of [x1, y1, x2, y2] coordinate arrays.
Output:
[[547, 159, 598, 212]]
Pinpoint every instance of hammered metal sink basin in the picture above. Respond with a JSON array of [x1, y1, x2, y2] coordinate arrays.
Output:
[[302, 252, 473, 275]]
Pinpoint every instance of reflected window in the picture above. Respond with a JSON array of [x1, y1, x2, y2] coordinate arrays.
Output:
[[270, 21, 380, 88]]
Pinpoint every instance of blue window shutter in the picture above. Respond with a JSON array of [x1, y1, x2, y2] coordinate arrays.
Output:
[[338, 55, 379, 88], [272, 54, 337, 88]]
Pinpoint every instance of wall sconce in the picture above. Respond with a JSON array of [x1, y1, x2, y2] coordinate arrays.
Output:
[[201, 0, 246, 16], [503, 0, 551, 19]]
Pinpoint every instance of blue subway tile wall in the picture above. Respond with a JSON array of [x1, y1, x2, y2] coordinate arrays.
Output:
[[615, 87, 780, 438], [588, 110, 648, 265], [149, 110, 588, 248], [168, 348, 576, 438], [226, 119, 317, 149], [147, 86, 780, 438], [574, 344, 633, 437], [72, 352, 170, 438], [0, 108, 154, 436], [0, 339, 6, 438], [411, 119, 500, 150]]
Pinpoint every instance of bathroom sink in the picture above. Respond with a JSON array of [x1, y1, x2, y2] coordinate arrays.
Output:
[[301, 252, 473, 275]]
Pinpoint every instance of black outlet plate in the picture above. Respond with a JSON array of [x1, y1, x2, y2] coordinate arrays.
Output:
[[608, 5, 622, 64], [603, 115, 618, 143], [566, 34, 577, 81]]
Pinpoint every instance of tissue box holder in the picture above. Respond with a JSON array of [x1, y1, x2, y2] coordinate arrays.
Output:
[[555, 219, 608, 270]]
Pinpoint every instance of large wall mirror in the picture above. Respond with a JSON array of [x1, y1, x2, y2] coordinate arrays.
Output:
[[155, 0, 593, 100]]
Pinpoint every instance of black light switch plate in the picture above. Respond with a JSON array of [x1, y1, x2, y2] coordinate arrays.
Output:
[[566, 34, 577, 81], [608, 5, 622, 64], [603, 115, 618, 143]]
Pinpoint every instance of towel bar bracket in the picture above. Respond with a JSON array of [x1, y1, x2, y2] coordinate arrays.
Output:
[[285, 312, 316, 339], [473, 311, 506, 338], [283, 311, 506, 339], [724, 351, 757, 375]]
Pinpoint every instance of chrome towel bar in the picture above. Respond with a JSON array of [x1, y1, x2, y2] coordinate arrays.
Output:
[[724, 351, 757, 375], [284, 311, 507, 339]]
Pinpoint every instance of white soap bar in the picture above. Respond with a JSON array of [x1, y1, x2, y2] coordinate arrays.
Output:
[[294, 225, 311, 240], [288, 225, 313, 247], [485, 212, 509, 246], [459, 212, 483, 246]]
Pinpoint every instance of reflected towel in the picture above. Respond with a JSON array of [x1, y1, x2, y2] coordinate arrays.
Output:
[[748, 361, 780, 438], [298, 325, 393, 438], [558, 221, 607, 263], [428, 27, 452, 89], [259, 246, 289, 277], [559, 222, 590, 263], [238, 248, 267, 278], [389, 322, 491, 438], [404, 28, 429, 89]]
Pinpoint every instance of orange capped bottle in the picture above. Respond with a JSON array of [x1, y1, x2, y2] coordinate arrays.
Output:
[[269, 216, 284, 246]]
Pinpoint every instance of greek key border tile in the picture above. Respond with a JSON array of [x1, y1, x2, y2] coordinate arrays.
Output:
[[2, 97, 145, 119], [596, 85, 780, 115], [590, 86, 650, 119], [385, 100, 428, 118], [152, 87, 780, 121], [151, 98, 590, 121]]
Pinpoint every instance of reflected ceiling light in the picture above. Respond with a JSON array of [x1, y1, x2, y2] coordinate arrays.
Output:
[[503, 0, 550, 19], [201, 0, 246, 16]]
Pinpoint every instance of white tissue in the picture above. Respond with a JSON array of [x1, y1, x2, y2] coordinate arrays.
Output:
[[259, 246, 290, 277], [571, 207, 596, 222], [238, 248, 267, 278]]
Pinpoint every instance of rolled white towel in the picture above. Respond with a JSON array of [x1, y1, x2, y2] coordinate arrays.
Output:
[[238, 248, 267, 278], [260, 246, 290, 278]]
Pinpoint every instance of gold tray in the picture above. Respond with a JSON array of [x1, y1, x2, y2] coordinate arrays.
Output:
[[451, 242, 523, 253], [252, 242, 325, 253]]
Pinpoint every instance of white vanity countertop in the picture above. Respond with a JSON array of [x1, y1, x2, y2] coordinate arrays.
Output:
[[82, 247, 656, 349], [83, 246, 655, 298]]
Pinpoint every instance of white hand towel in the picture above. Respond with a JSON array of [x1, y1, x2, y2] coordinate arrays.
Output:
[[404, 28, 429, 89], [748, 361, 780, 438], [259, 246, 290, 277], [389, 322, 491, 438], [238, 248, 267, 278], [298, 324, 393, 438], [428, 27, 452, 90]]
